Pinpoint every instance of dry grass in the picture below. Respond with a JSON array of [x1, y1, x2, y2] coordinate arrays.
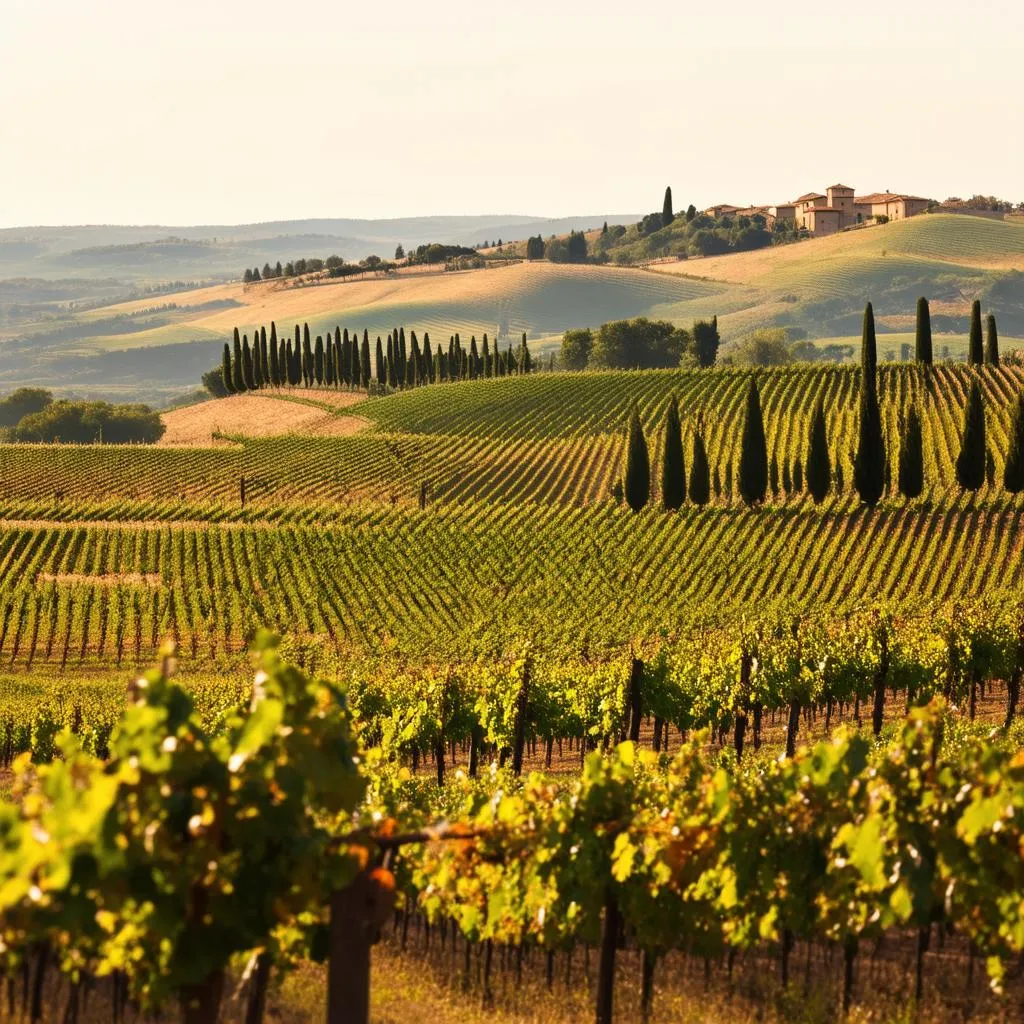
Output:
[[158, 394, 368, 447]]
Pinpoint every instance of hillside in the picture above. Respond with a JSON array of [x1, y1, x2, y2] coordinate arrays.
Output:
[[2, 213, 1021, 403], [0, 263, 722, 401]]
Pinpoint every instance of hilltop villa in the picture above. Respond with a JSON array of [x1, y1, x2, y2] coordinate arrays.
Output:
[[706, 184, 930, 236]]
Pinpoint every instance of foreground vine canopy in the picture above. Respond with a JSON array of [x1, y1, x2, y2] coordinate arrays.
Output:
[[0, 639, 1023, 1022]]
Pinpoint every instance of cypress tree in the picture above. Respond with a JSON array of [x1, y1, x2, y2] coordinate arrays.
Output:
[[915, 297, 932, 365], [853, 379, 885, 506], [805, 400, 831, 503], [253, 333, 263, 388], [956, 379, 986, 490], [350, 337, 359, 389], [688, 428, 710, 506], [278, 339, 286, 386], [376, 337, 386, 387], [482, 335, 491, 377], [221, 343, 235, 394], [260, 327, 269, 387], [662, 186, 674, 225], [360, 335, 372, 388], [314, 336, 325, 384], [242, 336, 256, 390], [469, 337, 479, 380], [968, 300, 984, 365], [302, 336, 312, 386], [269, 323, 279, 386], [1003, 391, 1024, 492], [325, 334, 335, 385], [738, 378, 768, 506], [897, 403, 924, 499], [985, 314, 999, 366], [623, 406, 650, 512], [232, 329, 246, 392], [660, 395, 685, 510], [861, 302, 877, 386]]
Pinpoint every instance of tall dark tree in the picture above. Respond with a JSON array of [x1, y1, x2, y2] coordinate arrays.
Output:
[[853, 379, 886, 506], [662, 186, 674, 226], [260, 327, 269, 387], [956, 379, 986, 490], [232, 329, 246, 392], [314, 336, 325, 385], [376, 337, 386, 387], [897, 403, 924, 499], [968, 300, 984, 365], [623, 406, 650, 512], [688, 428, 710, 506], [301, 335, 313, 387], [861, 302, 877, 385], [325, 333, 335, 385], [915, 297, 933, 365], [268, 323, 279, 386], [221, 343, 235, 394], [1004, 391, 1024, 492], [253, 332, 263, 388], [660, 396, 686, 510], [738, 378, 768, 505], [360, 334, 372, 389], [805, 400, 831, 503], [985, 314, 1000, 366], [241, 336, 255, 391]]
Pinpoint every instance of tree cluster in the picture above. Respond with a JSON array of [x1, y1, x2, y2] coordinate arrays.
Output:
[[215, 322, 541, 397], [561, 317, 720, 371], [12, 400, 164, 444]]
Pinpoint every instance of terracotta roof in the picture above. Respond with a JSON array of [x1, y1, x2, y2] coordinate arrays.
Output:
[[827, 183, 854, 191], [795, 192, 826, 202], [856, 193, 929, 205]]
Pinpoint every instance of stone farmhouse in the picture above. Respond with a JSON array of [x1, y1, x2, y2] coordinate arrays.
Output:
[[706, 185, 931, 237]]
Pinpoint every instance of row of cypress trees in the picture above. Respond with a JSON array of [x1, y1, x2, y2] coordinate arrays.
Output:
[[221, 323, 539, 395], [913, 297, 999, 365], [623, 350, 1024, 512]]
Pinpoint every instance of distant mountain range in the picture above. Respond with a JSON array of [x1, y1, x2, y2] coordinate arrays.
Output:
[[0, 215, 643, 286]]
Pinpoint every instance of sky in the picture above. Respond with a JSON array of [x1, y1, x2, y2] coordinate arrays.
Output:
[[1, 0, 1022, 227]]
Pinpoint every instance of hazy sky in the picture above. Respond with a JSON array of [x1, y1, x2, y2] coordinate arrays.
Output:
[[1, 0, 1022, 227]]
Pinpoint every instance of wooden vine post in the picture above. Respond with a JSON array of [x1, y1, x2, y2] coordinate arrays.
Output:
[[627, 656, 643, 743], [327, 867, 396, 1024], [595, 888, 622, 1024]]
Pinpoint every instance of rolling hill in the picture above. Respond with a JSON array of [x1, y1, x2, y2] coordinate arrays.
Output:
[[1, 214, 1022, 402]]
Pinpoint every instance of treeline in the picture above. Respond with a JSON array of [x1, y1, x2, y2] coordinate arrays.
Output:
[[561, 316, 720, 371], [242, 253, 395, 283], [619, 300, 1010, 511], [215, 322, 543, 396]]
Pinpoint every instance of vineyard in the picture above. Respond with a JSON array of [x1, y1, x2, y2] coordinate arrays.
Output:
[[2, 356, 1024, 1021], [2, 644, 1024, 1024]]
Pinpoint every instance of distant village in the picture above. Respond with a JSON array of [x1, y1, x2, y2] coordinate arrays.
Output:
[[707, 185, 931, 237]]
